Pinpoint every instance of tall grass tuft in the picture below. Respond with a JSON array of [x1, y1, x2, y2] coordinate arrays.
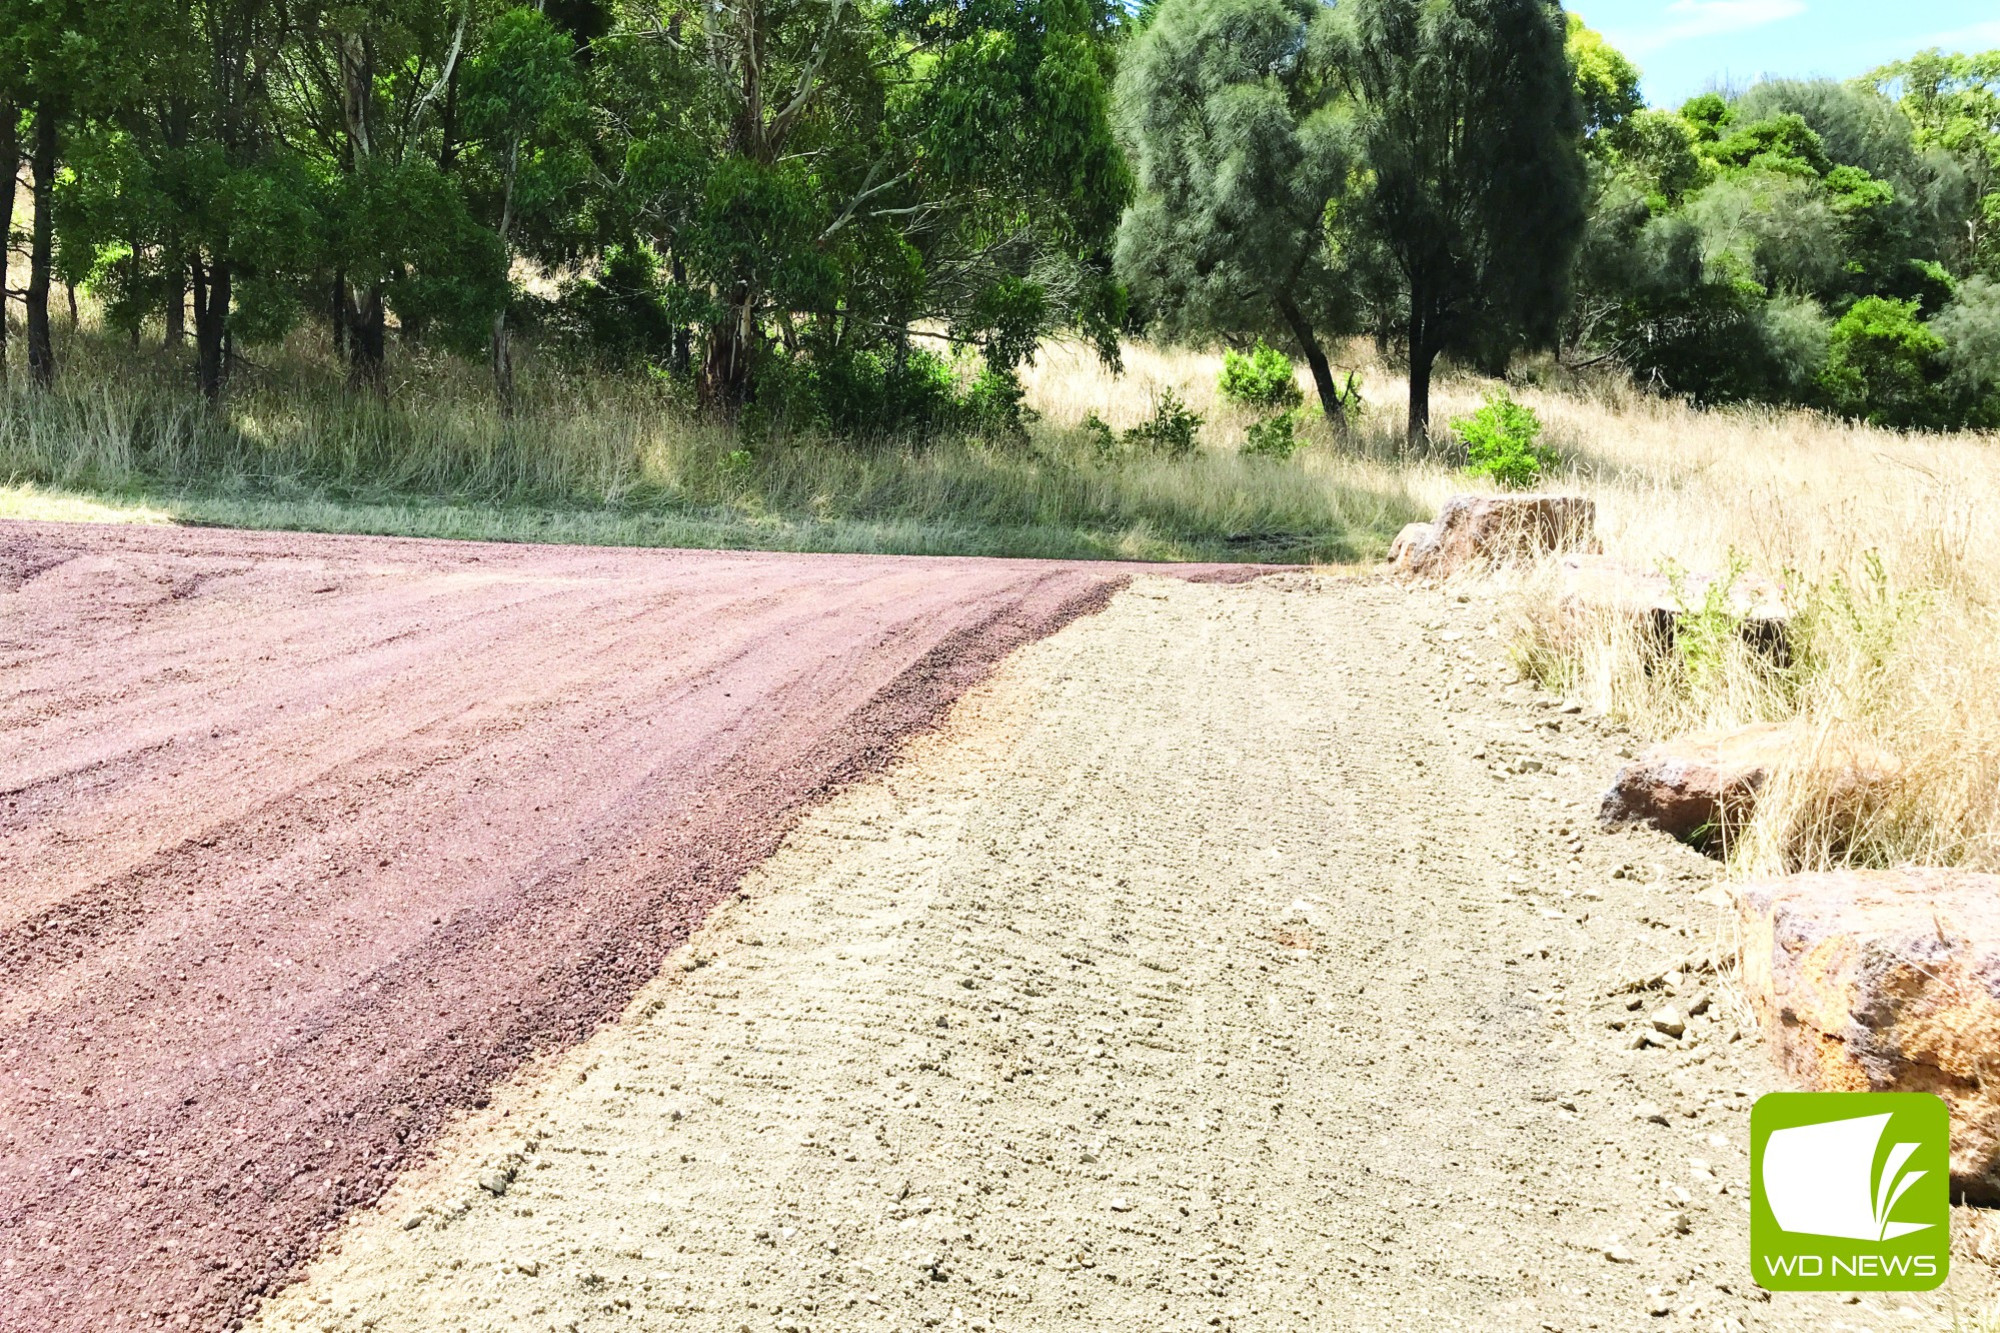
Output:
[[0, 328, 1428, 563], [1466, 358, 2000, 877]]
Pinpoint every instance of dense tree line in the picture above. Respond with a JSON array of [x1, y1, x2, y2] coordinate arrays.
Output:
[[1, 0, 1997, 438], [1570, 45, 2000, 429], [0, 0, 1130, 430]]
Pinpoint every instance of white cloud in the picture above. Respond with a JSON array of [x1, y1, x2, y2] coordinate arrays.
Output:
[[1913, 19, 2000, 50], [1621, 0, 1810, 53]]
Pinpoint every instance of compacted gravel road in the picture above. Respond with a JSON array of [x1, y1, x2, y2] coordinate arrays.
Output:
[[9, 523, 1996, 1333], [0, 522, 1251, 1333], [252, 574, 1997, 1333]]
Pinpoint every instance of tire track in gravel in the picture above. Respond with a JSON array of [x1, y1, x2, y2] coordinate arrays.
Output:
[[0, 521, 1260, 1333], [249, 573, 1996, 1333]]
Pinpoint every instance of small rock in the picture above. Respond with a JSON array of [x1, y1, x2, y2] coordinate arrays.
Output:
[[514, 1258, 540, 1276], [1277, 899, 1321, 926], [1109, 1197, 1134, 1212], [1603, 1243, 1635, 1263], [1650, 1007, 1686, 1039], [1635, 1102, 1670, 1126], [478, 1169, 512, 1197]]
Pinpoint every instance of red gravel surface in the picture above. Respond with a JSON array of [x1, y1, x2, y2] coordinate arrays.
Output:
[[0, 521, 1260, 1333]]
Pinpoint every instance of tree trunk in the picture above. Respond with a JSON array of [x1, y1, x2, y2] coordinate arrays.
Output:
[[330, 272, 347, 355], [165, 261, 186, 346], [701, 294, 757, 412], [1407, 334, 1437, 450], [25, 107, 58, 389], [192, 256, 232, 401], [670, 255, 691, 374], [1273, 291, 1345, 430], [489, 141, 519, 413], [345, 284, 387, 394], [0, 104, 16, 384], [490, 309, 515, 416]]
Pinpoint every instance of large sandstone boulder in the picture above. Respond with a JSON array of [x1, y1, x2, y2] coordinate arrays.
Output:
[[1599, 722, 1793, 848], [1389, 494, 1597, 577], [1600, 723, 1897, 855], [1556, 553, 1790, 657], [1740, 869, 2000, 1201]]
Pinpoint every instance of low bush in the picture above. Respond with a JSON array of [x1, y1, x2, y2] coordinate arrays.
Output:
[[1819, 297, 1948, 430], [1241, 411, 1301, 460], [1124, 388, 1203, 460], [1452, 389, 1555, 489], [1218, 342, 1303, 409]]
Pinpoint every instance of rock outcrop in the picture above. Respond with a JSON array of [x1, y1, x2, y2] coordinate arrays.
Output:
[[1739, 869, 2000, 1201], [1555, 553, 1790, 658], [1389, 494, 1598, 577], [1600, 723, 1897, 855], [1598, 723, 1793, 848]]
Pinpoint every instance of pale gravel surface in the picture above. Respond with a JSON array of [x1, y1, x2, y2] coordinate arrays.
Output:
[[251, 574, 1998, 1333]]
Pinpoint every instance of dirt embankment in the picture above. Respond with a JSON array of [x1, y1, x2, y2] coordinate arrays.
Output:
[[0, 522, 1229, 1333]]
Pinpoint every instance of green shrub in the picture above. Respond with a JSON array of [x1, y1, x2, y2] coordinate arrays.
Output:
[[1124, 388, 1203, 460], [1819, 297, 1947, 429], [962, 365, 1031, 442], [1078, 412, 1120, 461], [1452, 389, 1555, 489], [1218, 341, 1303, 409], [746, 346, 966, 439], [1241, 410, 1301, 459]]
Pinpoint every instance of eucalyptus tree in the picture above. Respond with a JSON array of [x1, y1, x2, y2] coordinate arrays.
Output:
[[594, 0, 1130, 413], [1113, 0, 1361, 425], [460, 4, 590, 410], [0, 0, 153, 385], [270, 0, 503, 390], [1330, 0, 1586, 443]]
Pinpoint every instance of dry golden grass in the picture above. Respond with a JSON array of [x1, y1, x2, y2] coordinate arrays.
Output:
[[1026, 336, 2000, 877], [0, 328, 1428, 564], [1461, 369, 2000, 878]]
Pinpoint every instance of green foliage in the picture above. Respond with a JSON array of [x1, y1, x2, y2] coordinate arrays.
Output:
[[1659, 554, 1753, 700], [746, 347, 970, 440], [1241, 411, 1302, 460], [1218, 342, 1303, 409], [962, 366, 1033, 442], [1933, 275, 2000, 426], [1566, 14, 1642, 149], [1332, 0, 1588, 441], [1451, 390, 1555, 489], [1820, 297, 1949, 428], [1078, 412, 1120, 461], [1566, 48, 2000, 427], [1113, 0, 1355, 423], [553, 246, 692, 369], [1868, 49, 2000, 278], [1123, 388, 1203, 460]]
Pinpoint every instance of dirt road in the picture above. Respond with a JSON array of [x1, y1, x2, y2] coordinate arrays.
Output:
[[2, 522, 1246, 1333], [249, 574, 1995, 1333]]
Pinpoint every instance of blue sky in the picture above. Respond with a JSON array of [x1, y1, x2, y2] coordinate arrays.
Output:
[[1574, 1, 2000, 108]]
